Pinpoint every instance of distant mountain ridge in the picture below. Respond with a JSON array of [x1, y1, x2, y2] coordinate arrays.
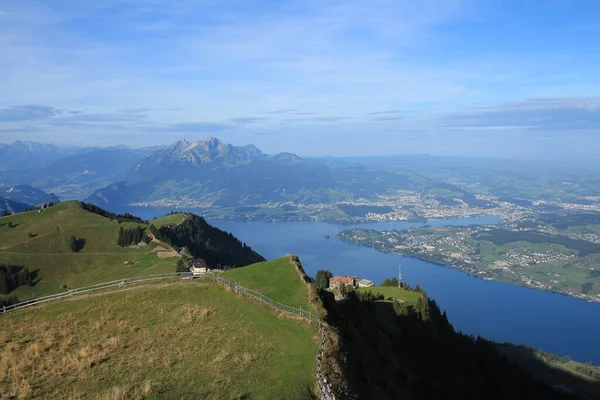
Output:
[[0, 149, 146, 199], [0, 197, 30, 214], [86, 137, 477, 211], [0, 140, 75, 171], [0, 185, 59, 206]]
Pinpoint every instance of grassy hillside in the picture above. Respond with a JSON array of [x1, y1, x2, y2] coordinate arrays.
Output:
[[0, 282, 318, 399], [150, 213, 187, 228], [0, 201, 180, 300], [357, 285, 422, 306], [224, 257, 311, 311]]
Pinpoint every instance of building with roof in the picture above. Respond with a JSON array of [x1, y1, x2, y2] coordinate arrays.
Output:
[[329, 276, 356, 291], [358, 279, 374, 288], [190, 258, 209, 275]]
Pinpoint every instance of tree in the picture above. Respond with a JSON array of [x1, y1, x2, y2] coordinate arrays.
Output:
[[0, 269, 7, 295], [70, 236, 79, 252], [176, 259, 188, 273], [393, 299, 409, 316], [315, 269, 332, 289], [118, 227, 124, 246], [17, 267, 29, 286], [316, 274, 328, 289], [390, 277, 399, 287], [340, 284, 348, 297], [415, 296, 430, 321], [0, 265, 33, 295], [118, 226, 146, 247], [70, 236, 85, 253], [1, 210, 9, 217]]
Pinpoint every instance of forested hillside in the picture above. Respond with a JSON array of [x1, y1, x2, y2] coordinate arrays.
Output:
[[154, 214, 265, 268], [320, 286, 578, 400]]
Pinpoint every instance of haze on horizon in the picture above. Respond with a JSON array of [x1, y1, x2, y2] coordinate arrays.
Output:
[[1, 0, 599, 160]]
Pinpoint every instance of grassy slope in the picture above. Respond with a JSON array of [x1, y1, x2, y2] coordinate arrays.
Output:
[[150, 213, 188, 228], [223, 257, 311, 311], [0, 282, 318, 399], [0, 201, 180, 300], [357, 285, 422, 306]]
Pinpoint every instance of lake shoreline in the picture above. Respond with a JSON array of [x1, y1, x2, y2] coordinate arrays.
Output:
[[337, 236, 599, 305]]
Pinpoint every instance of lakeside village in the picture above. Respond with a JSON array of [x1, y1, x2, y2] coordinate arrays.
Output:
[[128, 190, 600, 223]]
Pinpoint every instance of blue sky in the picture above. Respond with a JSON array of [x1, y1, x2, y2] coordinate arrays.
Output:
[[1, 0, 599, 158]]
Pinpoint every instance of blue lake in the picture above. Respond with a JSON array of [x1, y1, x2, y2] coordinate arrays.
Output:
[[133, 209, 600, 364]]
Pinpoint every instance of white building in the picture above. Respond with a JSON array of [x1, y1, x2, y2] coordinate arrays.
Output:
[[358, 279, 374, 288], [190, 258, 209, 275]]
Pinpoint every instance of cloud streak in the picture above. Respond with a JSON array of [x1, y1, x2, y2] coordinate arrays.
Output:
[[432, 97, 600, 131], [0, 105, 62, 122]]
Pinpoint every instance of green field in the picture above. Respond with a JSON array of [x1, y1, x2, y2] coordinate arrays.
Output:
[[223, 257, 311, 311], [0, 201, 182, 300], [150, 213, 188, 228], [357, 285, 422, 306], [0, 282, 318, 399]]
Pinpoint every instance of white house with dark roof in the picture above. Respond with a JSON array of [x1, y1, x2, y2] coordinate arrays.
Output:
[[190, 258, 209, 275]]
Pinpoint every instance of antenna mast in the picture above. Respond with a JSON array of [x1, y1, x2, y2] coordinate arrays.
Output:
[[398, 264, 402, 287]]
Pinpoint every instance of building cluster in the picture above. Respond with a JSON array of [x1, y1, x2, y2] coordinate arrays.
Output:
[[328, 275, 373, 290], [127, 188, 550, 223]]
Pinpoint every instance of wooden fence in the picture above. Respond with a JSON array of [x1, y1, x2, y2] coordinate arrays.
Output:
[[0, 272, 336, 399]]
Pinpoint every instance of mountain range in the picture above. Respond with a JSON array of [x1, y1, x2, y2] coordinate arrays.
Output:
[[0, 141, 76, 171], [0, 197, 30, 214], [0, 148, 148, 199], [0, 137, 489, 217], [0, 185, 59, 205], [85, 137, 476, 211]]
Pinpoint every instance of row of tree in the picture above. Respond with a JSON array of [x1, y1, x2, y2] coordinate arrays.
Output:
[[117, 226, 149, 247], [0, 265, 36, 295], [381, 277, 400, 287], [381, 277, 423, 293], [154, 214, 264, 268], [81, 202, 147, 224]]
